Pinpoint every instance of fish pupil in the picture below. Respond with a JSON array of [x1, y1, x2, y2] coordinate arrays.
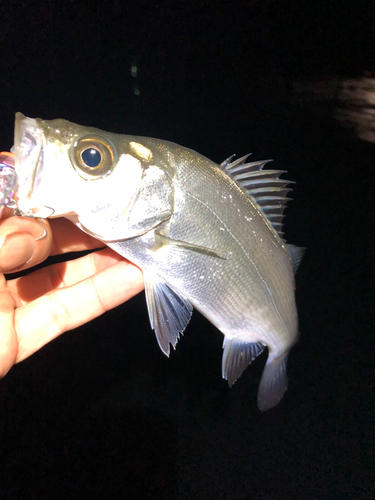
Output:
[[81, 148, 101, 168]]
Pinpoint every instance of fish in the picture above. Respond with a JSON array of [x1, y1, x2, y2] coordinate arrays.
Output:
[[12, 112, 304, 411]]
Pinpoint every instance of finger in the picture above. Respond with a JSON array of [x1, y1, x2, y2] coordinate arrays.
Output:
[[14, 258, 144, 363], [0, 206, 14, 221], [0, 275, 20, 377], [0, 217, 53, 273], [49, 218, 105, 255], [8, 248, 129, 303]]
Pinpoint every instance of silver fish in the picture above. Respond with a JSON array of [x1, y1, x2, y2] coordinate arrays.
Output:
[[13, 112, 304, 411]]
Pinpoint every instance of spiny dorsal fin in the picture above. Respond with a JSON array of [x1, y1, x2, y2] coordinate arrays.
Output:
[[220, 154, 294, 239]]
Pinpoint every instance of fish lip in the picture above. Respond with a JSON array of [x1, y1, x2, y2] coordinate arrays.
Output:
[[14, 112, 45, 212]]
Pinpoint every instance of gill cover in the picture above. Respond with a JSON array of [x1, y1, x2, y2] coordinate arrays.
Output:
[[72, 134, 175, 242]]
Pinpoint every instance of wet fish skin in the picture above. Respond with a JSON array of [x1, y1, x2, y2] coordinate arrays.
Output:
[[13, 113, 303, 411]]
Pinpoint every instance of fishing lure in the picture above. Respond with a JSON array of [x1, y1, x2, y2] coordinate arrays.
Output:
[[0, 150, 46, 239], [0, 151, 16, 212]]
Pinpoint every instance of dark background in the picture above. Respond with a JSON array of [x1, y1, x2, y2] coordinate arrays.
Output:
[[0, 1, 373, 499]]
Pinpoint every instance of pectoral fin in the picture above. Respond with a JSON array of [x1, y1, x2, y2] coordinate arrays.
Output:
[[144, 272, 193, 356], [155, 231, 228, 260], [222, 338, 265, 387]]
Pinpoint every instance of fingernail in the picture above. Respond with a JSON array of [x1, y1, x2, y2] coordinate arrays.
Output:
[[0, 233, 36, 271]]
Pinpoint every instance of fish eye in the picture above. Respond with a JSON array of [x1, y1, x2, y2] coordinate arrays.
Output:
[[70, 135, 117, 179], [81, 147, 102, 168]]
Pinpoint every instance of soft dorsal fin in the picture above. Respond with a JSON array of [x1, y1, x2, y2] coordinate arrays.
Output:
[[220, 154, 294, 239], [285, 243, 306, 274]]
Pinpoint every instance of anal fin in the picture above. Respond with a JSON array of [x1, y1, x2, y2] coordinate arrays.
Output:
[[144, 273, 193, 356], [222, 338, 265, 387]]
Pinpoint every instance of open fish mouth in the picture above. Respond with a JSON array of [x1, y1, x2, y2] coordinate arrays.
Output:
[[14, 113, 54, 217]]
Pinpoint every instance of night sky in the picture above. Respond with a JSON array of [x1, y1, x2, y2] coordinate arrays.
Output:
[[0, 1, 373, 499]]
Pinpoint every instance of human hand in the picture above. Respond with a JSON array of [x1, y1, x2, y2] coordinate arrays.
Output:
[[0, 213, 144, 377]]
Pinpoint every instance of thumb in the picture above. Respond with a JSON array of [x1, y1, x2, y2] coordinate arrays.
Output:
[[0, 217, 52, 273]]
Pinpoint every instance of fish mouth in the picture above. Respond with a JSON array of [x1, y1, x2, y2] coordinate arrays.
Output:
[[14, 112, 54, 217]]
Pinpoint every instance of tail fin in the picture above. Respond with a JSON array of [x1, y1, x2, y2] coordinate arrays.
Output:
[[257, 353, 289, 411]]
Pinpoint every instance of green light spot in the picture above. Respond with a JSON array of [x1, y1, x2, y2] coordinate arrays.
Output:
[[131, 65, 138, 78]]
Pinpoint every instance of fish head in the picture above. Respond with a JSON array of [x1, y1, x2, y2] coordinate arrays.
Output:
[[13, 113, 174, 241]]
